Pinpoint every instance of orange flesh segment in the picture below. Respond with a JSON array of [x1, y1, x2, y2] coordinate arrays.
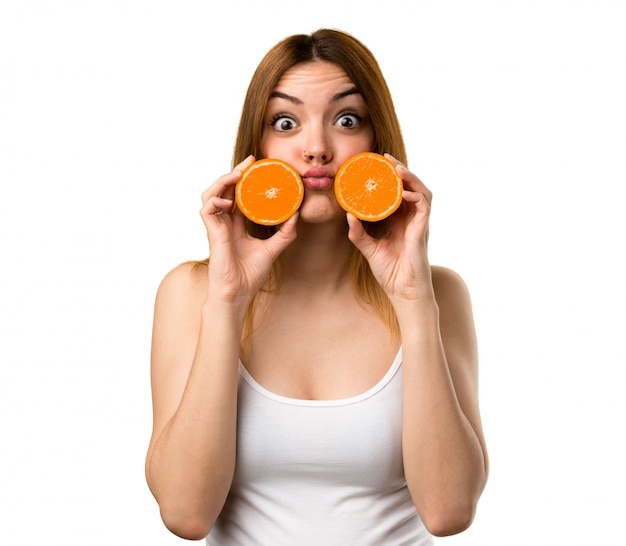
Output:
[[236, 159, 304, 226], [334, 152, 403, 221]]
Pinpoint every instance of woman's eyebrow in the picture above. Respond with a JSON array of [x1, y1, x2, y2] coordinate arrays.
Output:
[[268, 87, 360, 106], [330, 87, 360, 103], [268, 91, 303, 105]]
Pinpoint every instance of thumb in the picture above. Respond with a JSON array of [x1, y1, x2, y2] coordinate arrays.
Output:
[[265, 212, 299, 258], [346, 213, 375, 258]]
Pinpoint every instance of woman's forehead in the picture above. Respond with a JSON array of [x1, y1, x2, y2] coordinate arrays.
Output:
[[274, 61, 355, 93]]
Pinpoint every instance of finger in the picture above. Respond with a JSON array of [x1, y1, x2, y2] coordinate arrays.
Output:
[[382, 154, 428, 198], [201, 171, 241, 204], [200, 197, 235, 223], [346, 213, 376, 258], [233, 154, 256, 172], [399, 191, 431, 243], [395, 164, 424, 189], [402, 190, 430, 207], [201, 157, 256, 204], [264, 212, 299, 258], [395, 165, 432, 205], [383, 152, 406, 169], [224, 156, 256, 202]]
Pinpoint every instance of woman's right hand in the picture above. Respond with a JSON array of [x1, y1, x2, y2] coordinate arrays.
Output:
[[200, 155, 298, 306]]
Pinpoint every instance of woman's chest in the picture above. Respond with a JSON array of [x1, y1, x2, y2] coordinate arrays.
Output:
[[243, 297, 398, 400]]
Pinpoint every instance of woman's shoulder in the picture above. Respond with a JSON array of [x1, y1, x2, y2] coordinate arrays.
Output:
[[431, 265, 469, 290], [155, 260, 208, 308], [430, 265, 473, 310]]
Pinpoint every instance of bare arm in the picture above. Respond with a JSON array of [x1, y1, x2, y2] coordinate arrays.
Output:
[[347, 156, 488, 536], [397, 266, 488, 536], [145, 157, 298, 539], [145, 263, 244, 539]]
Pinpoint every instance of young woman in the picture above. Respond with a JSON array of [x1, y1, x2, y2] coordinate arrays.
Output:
[[145, 29, 488, 545]]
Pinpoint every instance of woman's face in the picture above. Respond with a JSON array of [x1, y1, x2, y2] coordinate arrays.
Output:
[[260, 61, 375, 223]]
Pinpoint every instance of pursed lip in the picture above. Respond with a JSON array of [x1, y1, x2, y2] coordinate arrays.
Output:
[[302, 167, 333, 191], [303, 167, 332, 178]]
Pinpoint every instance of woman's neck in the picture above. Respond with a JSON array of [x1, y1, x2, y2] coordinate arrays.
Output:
[[280, 220, 355, 292]]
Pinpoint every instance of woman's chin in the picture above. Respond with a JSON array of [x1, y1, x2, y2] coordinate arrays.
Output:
[[296, 199, 346, 225]]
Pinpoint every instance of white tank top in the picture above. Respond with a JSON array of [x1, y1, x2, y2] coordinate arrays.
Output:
[[206, 349, 434, 545]]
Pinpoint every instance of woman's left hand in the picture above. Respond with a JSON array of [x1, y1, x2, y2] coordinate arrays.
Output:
[[346, 154, 433, 303]]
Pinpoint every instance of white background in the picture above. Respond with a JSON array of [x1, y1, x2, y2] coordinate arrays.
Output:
[[1, 1, 624, 544]]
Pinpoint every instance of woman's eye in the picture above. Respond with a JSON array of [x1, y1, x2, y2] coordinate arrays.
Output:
[[271, 115, 296, 132], [336, 113, 361, 129]]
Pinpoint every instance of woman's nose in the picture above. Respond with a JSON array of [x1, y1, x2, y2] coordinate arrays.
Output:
[[303, 130, 333, 164]]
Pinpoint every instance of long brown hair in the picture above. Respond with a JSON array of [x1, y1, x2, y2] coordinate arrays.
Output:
[[206, 29, 406, 340]]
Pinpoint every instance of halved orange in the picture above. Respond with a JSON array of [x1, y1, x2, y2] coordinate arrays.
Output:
[[334, 152, 403, 221], [235, 158, 304, 226]]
